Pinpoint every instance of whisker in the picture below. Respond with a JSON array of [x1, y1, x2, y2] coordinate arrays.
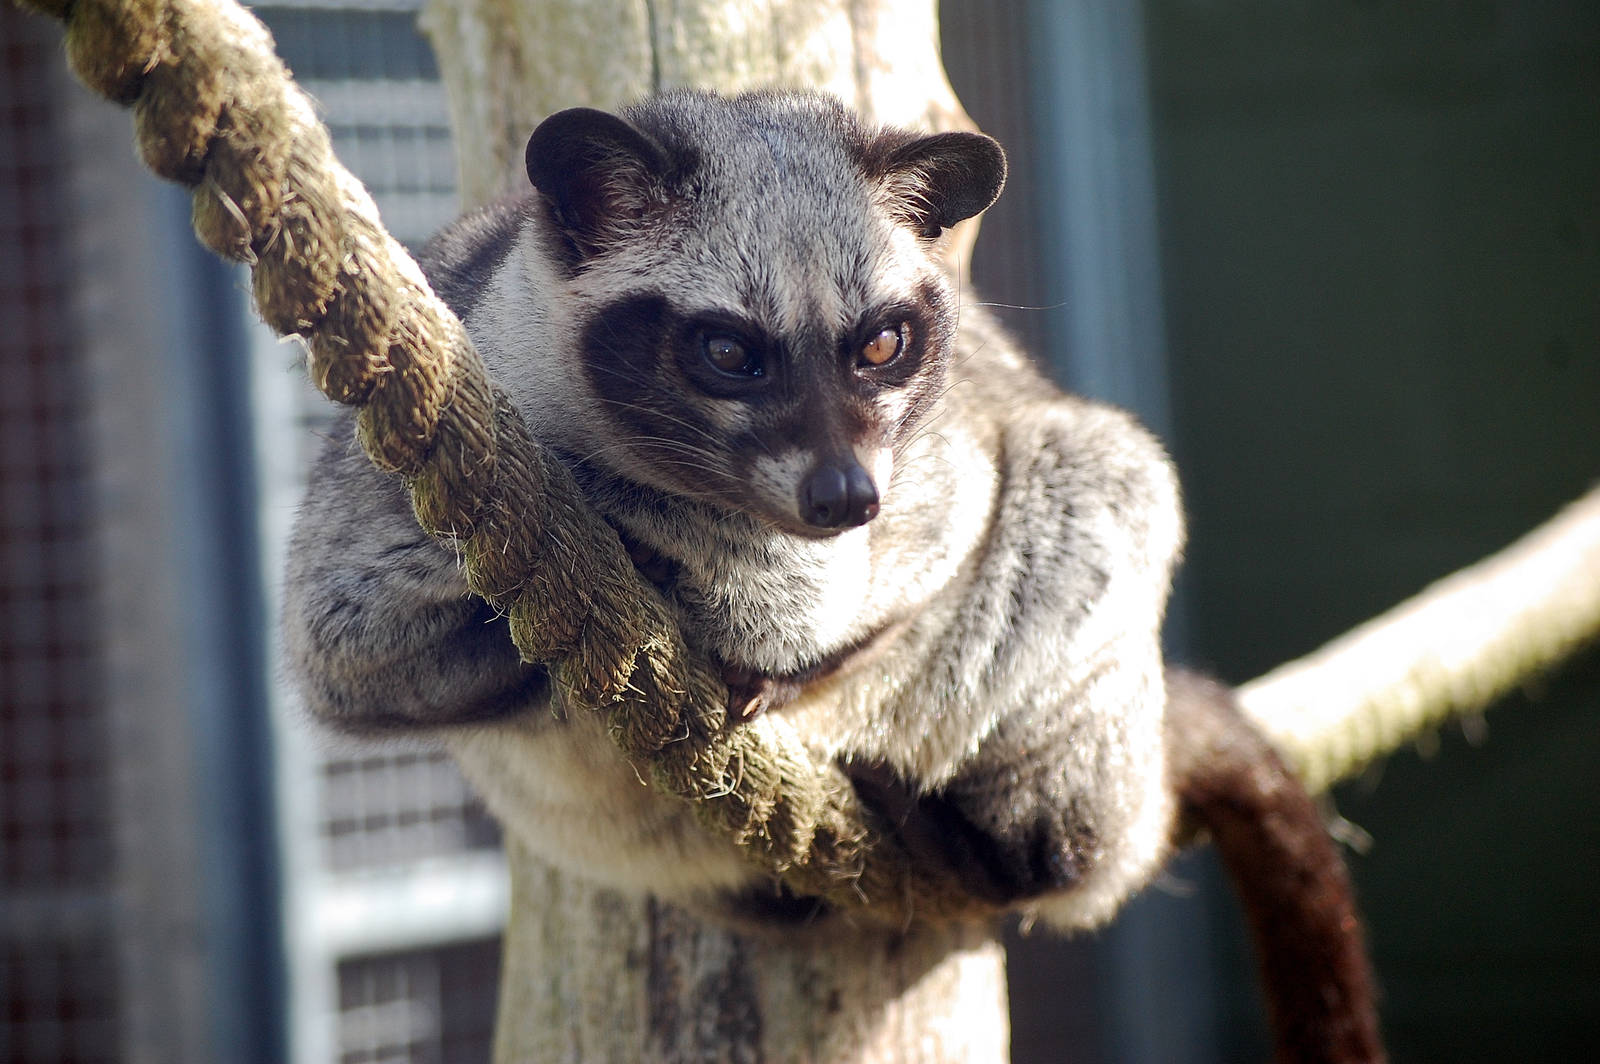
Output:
[[893, 448, 960, 479], [584, 376, 781, 463], [967, 298, 1067, 314], [581, 380, 733, 449], [575, 436, 727, 471]]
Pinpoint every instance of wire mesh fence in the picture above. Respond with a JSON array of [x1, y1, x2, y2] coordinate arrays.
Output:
[[1, 8, 120, 1062]]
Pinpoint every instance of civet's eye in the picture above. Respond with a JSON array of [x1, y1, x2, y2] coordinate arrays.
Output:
[[860, 323, 907, 367], [703, 333, 761, 376]]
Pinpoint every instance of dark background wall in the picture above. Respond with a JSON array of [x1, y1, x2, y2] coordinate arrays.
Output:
[[1146, 2, 1600, 1060], [949, 2, 1599, 1061]]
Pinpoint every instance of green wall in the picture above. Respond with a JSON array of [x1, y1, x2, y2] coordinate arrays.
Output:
[[1146, 2, 1600, 1059]]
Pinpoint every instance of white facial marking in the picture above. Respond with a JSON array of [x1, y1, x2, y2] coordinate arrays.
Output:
[[872, 389, 913, 431], [748, 450, 813, 522], [859, 444, 894, 503], [805, 525, 876, 650], [703, 401, 754, 436]]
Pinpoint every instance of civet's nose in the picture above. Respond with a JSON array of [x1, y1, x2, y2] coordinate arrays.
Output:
[[801, 460, 880, 529]]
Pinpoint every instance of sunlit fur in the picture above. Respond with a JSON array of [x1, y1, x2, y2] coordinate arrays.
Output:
[[283, 91, 1184, 929]]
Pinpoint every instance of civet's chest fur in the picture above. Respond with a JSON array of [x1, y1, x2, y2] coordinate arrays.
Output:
[[284, 90, 1184, 928]]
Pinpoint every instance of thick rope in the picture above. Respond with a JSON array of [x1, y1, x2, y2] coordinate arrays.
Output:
[[1239, 485, 1600, 795], [25, 0, 987, 923]]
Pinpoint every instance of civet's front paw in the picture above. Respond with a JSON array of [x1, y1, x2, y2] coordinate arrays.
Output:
[[847, 759, 1097, 907]]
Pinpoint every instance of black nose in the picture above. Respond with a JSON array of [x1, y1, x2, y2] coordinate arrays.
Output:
[[801, 461, 880, 529]]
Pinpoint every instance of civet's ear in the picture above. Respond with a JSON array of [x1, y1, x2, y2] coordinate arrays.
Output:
[[526, 107, 672, 259], [871, 130, 1007, 238]]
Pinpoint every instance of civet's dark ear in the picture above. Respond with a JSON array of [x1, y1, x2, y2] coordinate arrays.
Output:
[[525, 108, 671, 258], [874, 131, 1007, 238]]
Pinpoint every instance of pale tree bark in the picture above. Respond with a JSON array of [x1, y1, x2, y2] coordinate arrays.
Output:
[[418, 0, 971, 207], [416, 2, 1012, 1061], [491, 847, 1009, 1064]]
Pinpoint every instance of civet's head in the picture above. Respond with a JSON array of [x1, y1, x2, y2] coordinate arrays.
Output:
[[525, 90, 1005, 536]]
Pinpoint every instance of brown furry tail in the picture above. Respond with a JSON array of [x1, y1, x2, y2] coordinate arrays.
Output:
[[1166, 669, 1386, 1064]]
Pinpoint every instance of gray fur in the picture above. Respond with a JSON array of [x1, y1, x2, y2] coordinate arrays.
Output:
[[282, 90, 1184, 928]]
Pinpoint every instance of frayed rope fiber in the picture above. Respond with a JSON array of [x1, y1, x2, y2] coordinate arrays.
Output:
[[24, 0, 991, 923]]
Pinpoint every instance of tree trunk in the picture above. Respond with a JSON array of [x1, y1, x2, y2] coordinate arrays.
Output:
[[418, 0, 979, 260], [419, 0, 970, 205], [493, 841, 1009, 1064], [415, 2, 1008, 1061]]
